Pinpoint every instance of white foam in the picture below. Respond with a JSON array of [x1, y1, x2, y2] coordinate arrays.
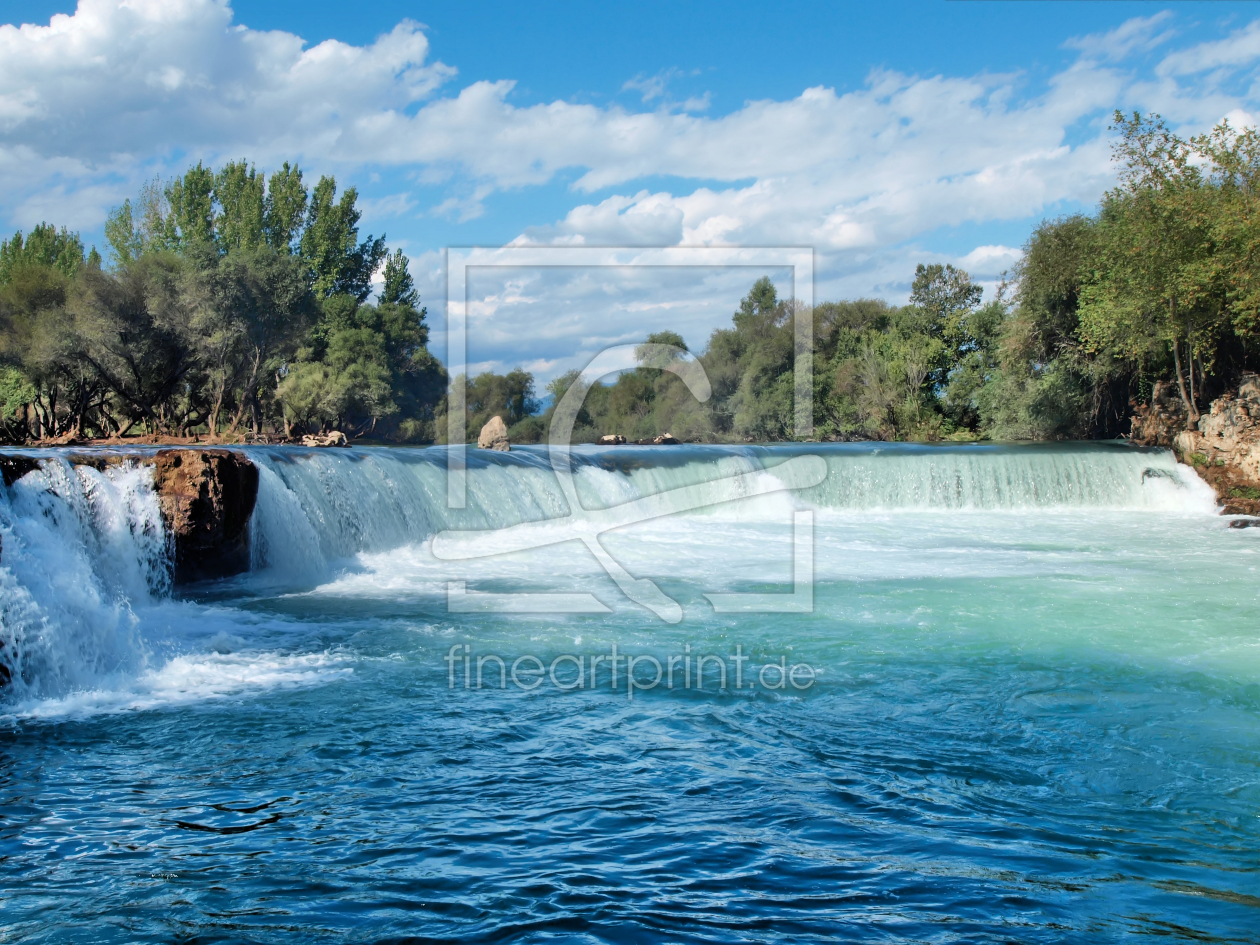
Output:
[[0, 444, 1225, 715], [1, 649, 352, 722]]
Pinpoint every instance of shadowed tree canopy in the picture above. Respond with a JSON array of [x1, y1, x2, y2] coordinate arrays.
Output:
[[2, 158, 445, 443]]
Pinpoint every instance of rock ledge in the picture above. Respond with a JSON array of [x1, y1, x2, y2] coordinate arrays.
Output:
[[0, 448, 259, 583]]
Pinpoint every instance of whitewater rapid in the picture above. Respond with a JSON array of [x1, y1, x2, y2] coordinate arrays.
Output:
[[0, 443, 1222, 717]]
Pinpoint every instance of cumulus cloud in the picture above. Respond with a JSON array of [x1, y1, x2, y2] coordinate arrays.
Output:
[[0, 0, 452, 161], [4, 3, 1258, 244], [7, 3, 1260, 378]]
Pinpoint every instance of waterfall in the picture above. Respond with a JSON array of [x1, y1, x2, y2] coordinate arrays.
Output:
[[246, 443, 1215, 578], [0, 457, 167, 700], [0, 442, 1217, 701]]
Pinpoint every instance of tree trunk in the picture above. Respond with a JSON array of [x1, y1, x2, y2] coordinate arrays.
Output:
[[228, 351, 260, 435], [1187, 339, 1197, 417], [209, 385, 223, 437], [1172, 334, 1197, 425]]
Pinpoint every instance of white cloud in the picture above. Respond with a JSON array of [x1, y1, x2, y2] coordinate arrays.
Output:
[[1158, 19, 1260, 76], [4, 4, 1257, 248], [8, 5, 1260, 376], [1065, 12, 1176, 62], [0, 0, 453, 178]]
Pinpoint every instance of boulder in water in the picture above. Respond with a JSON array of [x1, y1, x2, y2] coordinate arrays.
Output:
[[478, 416, 511, 451], [151, 449, 259, 583], [300, 431, 348, 447], [599, 434, 626, 445], [653, 433, 681, 445]]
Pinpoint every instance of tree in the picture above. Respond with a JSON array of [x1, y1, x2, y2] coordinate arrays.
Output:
[[214, 161, 266, 253], [910, 264, 983, 343], [264, 162, 308, 253], [164, 163, 216, 248], [72, 257, 200, 435], [0, 224, 86, 284], [1077, 112, 1221, 422], [300, 176, 386, 301], [104, 201, 144, 267], [380, 249, 418, 307]]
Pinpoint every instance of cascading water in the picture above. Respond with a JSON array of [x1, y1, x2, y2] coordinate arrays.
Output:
[[246, 442, 1216, 581], [0, 458, 166, 700], [0, 441, 1217, 702], [2, 442, 1257, 942]]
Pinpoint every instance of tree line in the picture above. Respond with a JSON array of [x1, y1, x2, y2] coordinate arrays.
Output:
[[0, 160, 445, 442], [452, 111, 1260, 445], [6, 111, 1260, 446]]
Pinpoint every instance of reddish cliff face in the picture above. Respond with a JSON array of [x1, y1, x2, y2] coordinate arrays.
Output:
[[150, 450, 259, 583]]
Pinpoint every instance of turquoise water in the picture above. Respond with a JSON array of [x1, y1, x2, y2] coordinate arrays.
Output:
[[1, 443, 1259, 942]]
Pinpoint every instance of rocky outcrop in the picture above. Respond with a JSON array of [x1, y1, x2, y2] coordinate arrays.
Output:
[[598, 434, 627, 445], [0, 454, 39, 487], [1175, 375, 1260, 477], [1, 448, 260, 586], [151, 450, 259, 583], [1157, 375, 1260, 515], [477, 416, 510, 451], [1129, 381, 1191, 448], [300, 431, 348, 448]]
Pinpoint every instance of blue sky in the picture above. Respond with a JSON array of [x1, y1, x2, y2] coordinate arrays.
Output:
[[2, 1, 1260, 380]]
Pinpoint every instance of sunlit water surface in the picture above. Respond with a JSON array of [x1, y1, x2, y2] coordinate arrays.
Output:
[[1, 443, 1258, 943]]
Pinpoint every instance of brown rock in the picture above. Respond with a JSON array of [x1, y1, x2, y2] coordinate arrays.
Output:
[[598, 434, 626, 445], [477, 416, 510, 451], [1129, 381, 1192, 447], [151, 449, 259, 583], [300, 431, 348, 447], [653, 433, 681, 445], [1167, 375, 1260, 514]]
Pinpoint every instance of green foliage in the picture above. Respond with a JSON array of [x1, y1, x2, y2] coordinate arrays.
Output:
[[299, 176, 386, 301], [165, 163, 216, 248], [0, 224, 86, 284], [0, 160, 443, 442], [264, 163, 308, 253], [0, 365, 36, 441], [381, 249, 418, 307], [451, 368, 540, 441], [214, 161, 266, 252], [104, 200, 143, 267]]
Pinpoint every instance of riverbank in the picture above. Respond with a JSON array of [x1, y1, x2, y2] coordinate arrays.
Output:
[[1130, 374, 1260, 516]]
